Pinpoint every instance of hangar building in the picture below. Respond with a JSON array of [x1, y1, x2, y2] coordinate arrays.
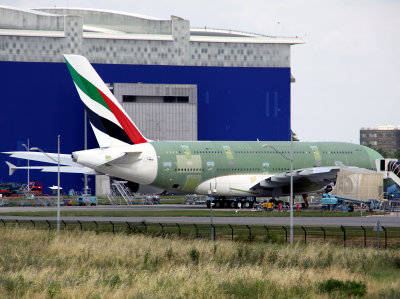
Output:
[[0, 6, 303, 193]]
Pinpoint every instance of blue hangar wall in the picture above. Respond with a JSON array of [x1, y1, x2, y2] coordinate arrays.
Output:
[[0, 60, 291, 191]]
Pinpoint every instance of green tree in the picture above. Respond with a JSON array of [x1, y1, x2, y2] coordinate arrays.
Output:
[[291, 130, 299, 141], [375, 147, 396, 159]]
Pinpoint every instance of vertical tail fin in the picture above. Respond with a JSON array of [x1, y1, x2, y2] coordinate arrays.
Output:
[[63, 54, 148, 147]]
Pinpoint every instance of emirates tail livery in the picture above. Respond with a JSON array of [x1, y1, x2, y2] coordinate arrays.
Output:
[[3, 55, 382, 207]]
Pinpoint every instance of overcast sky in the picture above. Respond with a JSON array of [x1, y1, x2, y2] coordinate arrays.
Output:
[[4, 0, 400, 143]]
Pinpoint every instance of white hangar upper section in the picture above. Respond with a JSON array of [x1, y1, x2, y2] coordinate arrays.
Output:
[[0, 6, 303, 67]]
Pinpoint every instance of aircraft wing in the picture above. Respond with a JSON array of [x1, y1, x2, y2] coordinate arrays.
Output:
[[2, 151, 80, 166], [251, 167, 340, 195]]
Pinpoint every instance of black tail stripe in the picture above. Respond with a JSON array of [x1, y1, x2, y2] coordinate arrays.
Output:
[[85, 107, 134, 145]]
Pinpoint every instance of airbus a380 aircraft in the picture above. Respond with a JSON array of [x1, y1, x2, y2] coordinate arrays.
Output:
[[4, 55, 382, 207]]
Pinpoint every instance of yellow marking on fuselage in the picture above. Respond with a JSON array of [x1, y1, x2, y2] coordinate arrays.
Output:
[[223, 145, 234, 159], [176, 155, 202, 172]]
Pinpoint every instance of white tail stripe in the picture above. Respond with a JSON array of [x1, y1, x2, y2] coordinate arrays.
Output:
[[90, 124, 129, 148], [65, 55, 115, 103], [75, 83, 120, 127]]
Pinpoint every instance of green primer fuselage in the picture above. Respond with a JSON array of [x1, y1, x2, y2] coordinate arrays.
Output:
[[150, 141, 382, 193]]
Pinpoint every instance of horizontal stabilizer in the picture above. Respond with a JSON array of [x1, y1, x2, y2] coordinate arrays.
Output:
[[40, 166, 98, 174], [2, 151, 78, 166], [94, 152, 126, 166], [5, 161, 17, 175], [4, 161, 97, 175], [108, 151, 142, 165]]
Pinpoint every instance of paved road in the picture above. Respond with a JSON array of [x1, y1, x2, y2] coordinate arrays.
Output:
[[1, 214, 399, 227], [0, 204, 204, 212]]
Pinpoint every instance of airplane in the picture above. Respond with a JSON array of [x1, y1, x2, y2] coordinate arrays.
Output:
[[3, 54, 383, 208]]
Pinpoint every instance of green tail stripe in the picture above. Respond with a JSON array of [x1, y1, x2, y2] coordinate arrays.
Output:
[[65, 59, 110, 112]]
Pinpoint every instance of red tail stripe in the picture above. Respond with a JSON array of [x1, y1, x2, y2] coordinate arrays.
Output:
[[97, 88, 147, 144]]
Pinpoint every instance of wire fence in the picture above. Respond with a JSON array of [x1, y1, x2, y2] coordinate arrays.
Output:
[[1, 218, 399, 249]]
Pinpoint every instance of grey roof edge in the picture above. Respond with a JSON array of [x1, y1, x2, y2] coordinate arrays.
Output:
[[33, 7, 166, 21]]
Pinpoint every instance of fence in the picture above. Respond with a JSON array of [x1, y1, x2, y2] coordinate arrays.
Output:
[[1, 218, 400, 249]]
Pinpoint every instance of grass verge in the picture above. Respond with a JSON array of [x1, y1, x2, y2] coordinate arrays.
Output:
[[0, 227, 399, 298]]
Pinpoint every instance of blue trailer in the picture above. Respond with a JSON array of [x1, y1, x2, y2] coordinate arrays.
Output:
[[321, 194, 380, 212], [78, 196, 98, 206]]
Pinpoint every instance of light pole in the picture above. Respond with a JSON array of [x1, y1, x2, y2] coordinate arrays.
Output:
[[30, 135, 61, 232], [263, 143, 294, 244], [84, 110, 88, 196], [210, 198, 214, 241], [22, 139, 30, 193]]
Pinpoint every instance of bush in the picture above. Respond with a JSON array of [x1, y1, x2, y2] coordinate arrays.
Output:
[[393, 256, 400, 269], [0, 275, 33, 297], [220, 278, 267, 298], [318, 279, 366, 297], [189, 247, 200, 265]]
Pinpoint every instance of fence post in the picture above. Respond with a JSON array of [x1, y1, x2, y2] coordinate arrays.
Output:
[[46, 220, 51, 230], [264, 225, 269, 238], [94, 221, 98, 231], [282, 226, 288, 243], [176, 223, 181, 237], [320, 227, 326, 242], [109, 221, 114, 234], [340, 225, 346, 248], [62, 220, 67, 230], [246, 225, 252, 243], [382, 226, 387, 249], [211, 224, 216, 241], [361, 226, 366, 248], [193, 224, 198, 238], [229, 224, 234, 241], [77, 220, 83, 231], [159, 223, 164, 237], [1, 219, 5, 226], [301, 226, 307, 244], [142, 221, 147, 233], [126, 221, 131, 232], [31, 220, 35, 228]]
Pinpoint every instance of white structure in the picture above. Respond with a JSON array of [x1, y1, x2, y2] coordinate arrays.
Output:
[[0, 6, 302, 67]]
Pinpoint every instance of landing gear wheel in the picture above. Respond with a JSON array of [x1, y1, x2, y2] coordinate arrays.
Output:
[[237, 202, 242, 209]]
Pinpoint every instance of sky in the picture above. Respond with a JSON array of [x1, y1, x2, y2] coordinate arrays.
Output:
[[2, 0, 400, 143]]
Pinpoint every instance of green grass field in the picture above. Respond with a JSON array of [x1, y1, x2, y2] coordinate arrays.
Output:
[[0, 209, 378, 217], [0, 227, 399, 298]]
